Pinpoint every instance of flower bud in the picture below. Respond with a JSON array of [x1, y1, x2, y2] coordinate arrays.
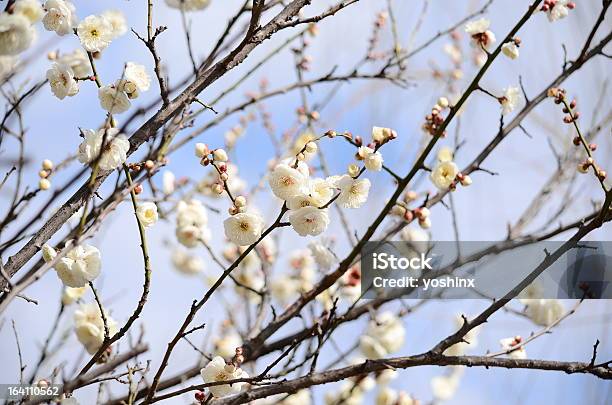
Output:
[[42, 159, 54, 170], [39, 178, 51, 190], [39, 170, 48, 178], [437, 97, 449, 108], [195, 143, 209, 158], [134, 184, 143, 194], [403, 210, 414, 222], [305, 141, 318, 153], [220, 172, 229, 181], [144, 160, 155, 170], [459, 174, 472, 186], [213, 149, 228, 162], [42, 244, 57, 262], [200, 157, 210, 166], [348, 164, 360, 177], [212, 183, 224, 194], [418, 217, 431, 229], [404, 190, 417, 202], [234, 196, 247, 208]]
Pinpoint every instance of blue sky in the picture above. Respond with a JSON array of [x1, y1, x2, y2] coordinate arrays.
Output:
[[0, 0, 611, 404]]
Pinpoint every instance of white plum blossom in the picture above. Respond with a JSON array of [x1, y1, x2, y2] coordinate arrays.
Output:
[[371, 126, 395, 143], [54, 243, 101, 288], [359, 312, 405, 359], [200, 356, 249, 398], [431, 371, 461, 401], [136, 202, 158, 227], [307, 177, 334, 206], [464, 18, 496, 49], [287, 194, 317, 210], [162, 170, 175, 195], [98, 83, 131, 113], [41, 243, 57, 262], [224, 212, 264, 246], [77, 15, 114, 52], [437, 147, 454, 162], [0, 13, 34, 56], [77, 128, 130, 171], [359, 146, 384, 171], [124, 62, 151, 92], [166, 0, 211, 12], [280, 156, 310, 177], [57, 49, 92, 78], [308, 240, 335, 270], [269, 163, 308, 200], [42, 0, 77, 36], [500, 86, 520, 115], [14, 0, 44, 23], [171, 249, 204, 275], [74, 303, 118, 354], [46, 63, 79, 99], [101, 10, 127, 39], [546, 0, 571, 22], [176, 199, 209, 247], [524, 299, 564, 326], [499, 336, 527, 359], [501, 41, 519, 59], [336, 176, 370, 208], [430, 161, 459, 190], [289, 206, 330, 237], [61, 286, 86, 305], [213, 332, 242, 358]]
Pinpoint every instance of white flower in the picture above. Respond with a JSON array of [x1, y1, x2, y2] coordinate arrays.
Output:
[[162, 170, 175, 194], [524, 299, 563, 326], [269, 163, 309, 201], [289, 206, 329, 237], [176, 199, 209, 247], [0, 13, 34, 56], [287, 194, 317, 210], [437, 146, 454, 162], [336, 175, 370, 208], [280, 157, 310, 177], [372, 126, 394, 143], [547, 0, 570, 22], [224, 212, 264, 246], [74, 303, 118, 354], [200, 356, 249, 398], [171, 249, 204, 275], [101, 10, 127, 39], [359, 312, 405, 359], [464, 18, 495, 49], [501, 42, 519, 59], [359, 146, 384, 171], [54, 243, 101, 288], [98, 83, 131, 113], [57, 49, 91, 78], [61, 286, 86, 305], [214, 332, 242, 358], [464, 18, 490, 35], [42, 0, 77, 36], [124, 62, 150, 92], [77, 128, 130, 171], [136, 202, 158, 227], [431, 373, 460, 401], [430, 160, 459, 190], [499, 337, 527, 359], [41, 243, 57, 262], [165, 0, 211, 12], [77, 15, 114, 52], [308, 240, 335, 270], [500, 86, 520, 115], [376, 387, 398, 405], [14, 0, 44, 23], [308, 177, 333, 206], [47, 63, 79, 99]]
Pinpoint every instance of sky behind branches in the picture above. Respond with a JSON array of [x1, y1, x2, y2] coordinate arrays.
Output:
[[0, 0, 611, 404]]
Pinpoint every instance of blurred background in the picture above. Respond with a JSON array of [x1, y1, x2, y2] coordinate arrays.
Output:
[[0, 0, 610, 404]]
